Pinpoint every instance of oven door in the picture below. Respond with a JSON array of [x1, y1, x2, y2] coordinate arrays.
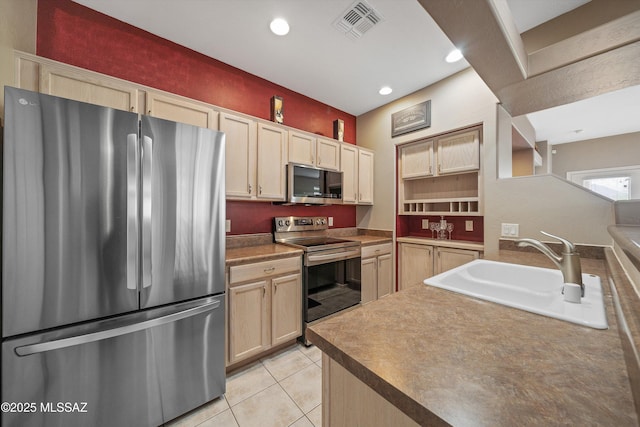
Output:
[[303, 251, 361, 323]]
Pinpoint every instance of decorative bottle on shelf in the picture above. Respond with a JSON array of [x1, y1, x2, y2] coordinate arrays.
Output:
[[438, 216, 447, 240]]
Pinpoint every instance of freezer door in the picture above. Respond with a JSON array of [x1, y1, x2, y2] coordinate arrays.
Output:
[[1, 295, 225, 427], [2, 87, 140, 338], [139, 116, 226, 308]]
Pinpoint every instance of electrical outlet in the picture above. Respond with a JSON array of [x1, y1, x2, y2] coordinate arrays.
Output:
[[328, 217, 334, 226], [501, 223, 519, 237], [225, 219, 231, 233], [421, 219, 429, 229], [465, 220, 473, 232]]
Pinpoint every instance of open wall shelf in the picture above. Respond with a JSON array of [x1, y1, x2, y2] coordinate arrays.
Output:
[[401, 198, 480, 215], [397, 126, 483, 217]]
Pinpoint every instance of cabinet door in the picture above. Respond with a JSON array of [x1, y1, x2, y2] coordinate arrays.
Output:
[[361, 257, 377, 304], [288, 130, 315, 166], [435, 248, 479, 274], [340, 144, 358, 204], [40, 64, 137, 112], [257, 122, 287, 200], [220, 112, 257, 199], [376, 253, 393, 299], [145, 91, 218, 129], [401, 140, 433, 178], [316, 137, 341, 171], [358, 149, 374, 204], [228, 280, 270, 363], [271, 273, 302, 346], [399, 243, 433, 290], [437, 130, 480, 175]]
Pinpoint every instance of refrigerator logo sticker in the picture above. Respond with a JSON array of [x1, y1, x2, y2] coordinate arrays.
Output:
[[17, 98, 38, 106], [18, 98, 28, 105]]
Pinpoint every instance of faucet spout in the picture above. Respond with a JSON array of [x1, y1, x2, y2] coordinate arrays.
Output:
[[516, 238, 563, 269], [516, 231, 585, 301]]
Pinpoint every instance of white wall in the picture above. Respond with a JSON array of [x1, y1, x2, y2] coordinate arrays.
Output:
[[357, 69, 615, 255], [486, 105, 614, 253], [355, 68, 499, 232]]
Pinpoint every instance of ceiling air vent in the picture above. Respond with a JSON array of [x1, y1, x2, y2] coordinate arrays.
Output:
[[333, 0, 385, 40]]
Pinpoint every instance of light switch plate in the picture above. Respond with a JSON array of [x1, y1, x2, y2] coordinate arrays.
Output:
[[501, 223, 519, 237], [225, 219, 231, 233], [328, 217, 334, 226], [465, 220, 473, 231], [421, 219, 429, 229]]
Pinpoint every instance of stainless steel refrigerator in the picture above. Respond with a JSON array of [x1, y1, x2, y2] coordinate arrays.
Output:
[[1, 86, 226, 427]]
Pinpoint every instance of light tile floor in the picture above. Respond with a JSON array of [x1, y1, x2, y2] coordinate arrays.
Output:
[[166, 344, 323, 427]]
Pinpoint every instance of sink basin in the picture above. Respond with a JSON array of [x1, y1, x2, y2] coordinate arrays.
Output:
[[423, 259, 608, 329]]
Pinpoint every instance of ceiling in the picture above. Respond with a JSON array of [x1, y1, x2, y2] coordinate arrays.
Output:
[[72, 0, 638, 145]]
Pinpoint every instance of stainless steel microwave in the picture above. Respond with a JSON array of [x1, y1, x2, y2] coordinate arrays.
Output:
[[287, 163, 343, 205]]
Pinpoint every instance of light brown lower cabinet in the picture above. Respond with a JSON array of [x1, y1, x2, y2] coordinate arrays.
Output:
[[434, 246, 479, 274], [398, 242, 481, 290], [398, 243, 433, 291], [322, 354, 420, 427], [361, 243, 393, 304], [227, 256, 302, 365]]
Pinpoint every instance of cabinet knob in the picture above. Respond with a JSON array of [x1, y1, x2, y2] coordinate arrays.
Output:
[[248, 184, 252, 194], [264, 267, 275, 273]]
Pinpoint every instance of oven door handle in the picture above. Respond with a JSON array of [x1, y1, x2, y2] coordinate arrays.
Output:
[[307, 248, 361, 264]]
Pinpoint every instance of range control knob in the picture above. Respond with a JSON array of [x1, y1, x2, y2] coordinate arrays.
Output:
[[317, 218, 326, 225], [285, 220, 291, 226], [277, 220, 284, 227]]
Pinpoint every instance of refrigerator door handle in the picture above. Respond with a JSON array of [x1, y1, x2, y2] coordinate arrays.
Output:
[[14, 299, 221, 357], [126, 133, 140, 290], [142, 135, 153, 288]]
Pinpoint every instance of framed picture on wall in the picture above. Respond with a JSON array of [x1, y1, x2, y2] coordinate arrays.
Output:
[[391, 100, 431, 137], [271, 95, 284, 124]]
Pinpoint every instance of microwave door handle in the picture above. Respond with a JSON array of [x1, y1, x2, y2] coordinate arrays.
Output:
[[126, 133, 139, 291], [142, 135, 153, 288]]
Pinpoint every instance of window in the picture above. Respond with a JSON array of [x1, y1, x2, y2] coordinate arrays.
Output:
[[582, 176, 629, 200], [567, 165, 640, 200]]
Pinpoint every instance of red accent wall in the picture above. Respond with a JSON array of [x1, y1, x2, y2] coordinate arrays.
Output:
[[227, 202, 356, 235], [37, 0, 357, 234], [396, 215, 484, 242]]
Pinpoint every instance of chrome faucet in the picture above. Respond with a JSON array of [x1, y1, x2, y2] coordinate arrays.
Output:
[[516, 231, 585, 299]]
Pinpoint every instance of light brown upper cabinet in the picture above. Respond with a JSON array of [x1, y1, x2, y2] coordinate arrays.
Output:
[[145, 91, 218, 129], [288, 131, 340, 171]]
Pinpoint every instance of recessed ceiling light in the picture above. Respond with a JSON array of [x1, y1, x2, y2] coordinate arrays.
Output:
[[270, 18, 290, 36], [379, 86, 392, 95], [445, 49, 463, 63]]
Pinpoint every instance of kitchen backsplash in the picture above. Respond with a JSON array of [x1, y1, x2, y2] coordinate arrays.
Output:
[[396, 215, 484, 242], [226, 200, 356, 235]]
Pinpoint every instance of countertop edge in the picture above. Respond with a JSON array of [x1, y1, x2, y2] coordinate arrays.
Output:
[[396, 236, 484, 251], [225, 244, 303, 266], [306, 327, 450, 427], [609, 225, 640, 271]]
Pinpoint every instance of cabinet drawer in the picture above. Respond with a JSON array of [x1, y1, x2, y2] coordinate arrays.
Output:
[[230, 256, 301, 285], [361, 243, 392, 259]]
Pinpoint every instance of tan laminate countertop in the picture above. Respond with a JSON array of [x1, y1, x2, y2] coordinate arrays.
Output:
[[225, 244, 302, 266], [343, 235, 392, 246], [307, 251, 637, 426]]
